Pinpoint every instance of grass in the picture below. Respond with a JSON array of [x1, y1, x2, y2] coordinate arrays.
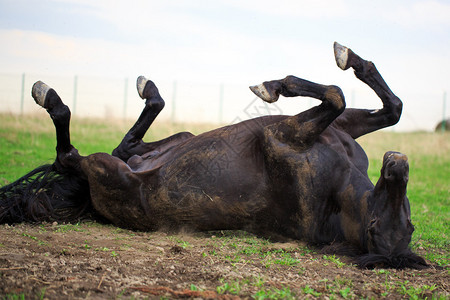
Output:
[[2, 288, 46, 300], [215, 277, 298, 299], [0, 112, 448, 267], [203, 230, 311, 269], [323, 254, 347, 268]]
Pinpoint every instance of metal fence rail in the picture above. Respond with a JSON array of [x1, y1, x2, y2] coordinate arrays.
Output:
[[0, 73, 447, 131]]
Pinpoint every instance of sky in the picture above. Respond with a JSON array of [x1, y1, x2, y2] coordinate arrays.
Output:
[[0, 0, 449, 130]]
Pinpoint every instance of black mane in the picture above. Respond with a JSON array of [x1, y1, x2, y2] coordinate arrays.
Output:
[[355, 250, 429, 269], [0, 163, 94, 224]]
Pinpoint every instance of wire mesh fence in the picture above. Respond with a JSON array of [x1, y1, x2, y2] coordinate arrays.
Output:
[[0, 72, 447, 131]]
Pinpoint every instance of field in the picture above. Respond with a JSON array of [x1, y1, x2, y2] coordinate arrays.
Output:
[[0, 113, 448, 299]]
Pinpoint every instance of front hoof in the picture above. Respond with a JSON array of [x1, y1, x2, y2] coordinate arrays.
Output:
[[249, 83, 278, 103], [333, 42, 351, 70], [136, 75, 149, 99], [31, 81, 51, 107]]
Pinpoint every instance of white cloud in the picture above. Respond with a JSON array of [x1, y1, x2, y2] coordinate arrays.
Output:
[[220, 0, 349, 18], [383, 0, 450, 28], [0, 29, 150, 77], [50, 1, 205, 38]]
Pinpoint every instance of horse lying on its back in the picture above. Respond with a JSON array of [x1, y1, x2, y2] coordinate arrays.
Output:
[[0, 42, 428, 269]]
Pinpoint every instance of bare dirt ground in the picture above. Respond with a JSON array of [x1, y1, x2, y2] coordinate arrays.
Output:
[[0, 222, 448, 299]]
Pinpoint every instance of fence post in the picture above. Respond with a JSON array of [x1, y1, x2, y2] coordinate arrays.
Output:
[[73, 75, 78, 115], [442, 91, 447, 132], [123, 77, 128, 120], [20, 73, 25, 115]]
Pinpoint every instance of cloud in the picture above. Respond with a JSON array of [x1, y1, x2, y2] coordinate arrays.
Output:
[[50, 0, 207, 40], [220, 0, 349, 18], [383, 0, 450, 28], [0, 29, 150, 77]]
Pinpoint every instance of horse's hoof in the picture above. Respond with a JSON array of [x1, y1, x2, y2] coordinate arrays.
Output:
[[249, 83, 278, 103], [31, 81, 51, 107], [137, 76, 149, 99], [334, 42, 350, 70]]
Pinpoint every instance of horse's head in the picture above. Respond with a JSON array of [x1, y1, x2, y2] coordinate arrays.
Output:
[[359, 151, 428, 269]]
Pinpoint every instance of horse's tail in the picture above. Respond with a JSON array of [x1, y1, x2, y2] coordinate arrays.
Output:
[[0, 164, 94, 224]]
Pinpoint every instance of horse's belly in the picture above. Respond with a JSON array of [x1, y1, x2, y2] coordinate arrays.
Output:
[[144, 148, 268, 229]]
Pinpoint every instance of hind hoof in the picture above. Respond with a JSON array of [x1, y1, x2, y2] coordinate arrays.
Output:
[[136, 76, 149, 99], [249, 83, 278, 103], [32, 81, 51, 107], [334, 42, 351, 70]]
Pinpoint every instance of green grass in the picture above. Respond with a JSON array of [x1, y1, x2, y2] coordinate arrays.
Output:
[[2, 288, 46, 300], [0, 113, 448, 266], [215, 277, 298, 299]]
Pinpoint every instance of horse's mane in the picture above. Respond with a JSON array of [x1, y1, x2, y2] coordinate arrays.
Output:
[[355, 250, 429, 269], [0, 163, 95, 224], [319, 242, 428, 269]]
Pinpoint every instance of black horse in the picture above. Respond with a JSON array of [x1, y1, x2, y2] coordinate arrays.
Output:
[[0, 42, 427, 269]]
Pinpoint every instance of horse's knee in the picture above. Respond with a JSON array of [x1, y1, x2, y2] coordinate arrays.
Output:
[[385, 95, 402, 126], [284, 75, 298, 85], [324, 85, 346, 114], [51, 103, 71, 123], [283, 75, 302, 96], [147, 97, 165, 113]]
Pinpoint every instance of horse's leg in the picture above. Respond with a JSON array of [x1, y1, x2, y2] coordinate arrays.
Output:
[[332, 42, 403, 138], [113, 76, 194, 161], [31, 81, 147, 225], [250, 76, 345, 148], [32, 81, 84, 172], [112, 76, 165, 161], [249, 77, 346, 240], [25, 81, 96, 222]]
